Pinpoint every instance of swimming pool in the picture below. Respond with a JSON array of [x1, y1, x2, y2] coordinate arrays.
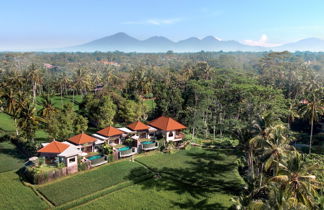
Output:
[[87, 155, 102, 160], [142, 141, 154, 145], [118, 146, 131, 151]]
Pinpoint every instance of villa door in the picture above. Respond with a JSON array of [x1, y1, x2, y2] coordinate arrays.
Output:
[[83, 146, 93, 153]]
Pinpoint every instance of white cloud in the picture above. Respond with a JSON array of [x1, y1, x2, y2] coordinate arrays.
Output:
[[243, 34, 281, 47], [122, 18, 182, 25]]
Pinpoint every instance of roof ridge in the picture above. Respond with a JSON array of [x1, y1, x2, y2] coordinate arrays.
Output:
[[53, 141, 61, 152]]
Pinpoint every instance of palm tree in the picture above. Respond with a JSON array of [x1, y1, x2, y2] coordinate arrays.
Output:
[[269, 154, 320, 209], [73, 67, 91, 95], [299, 91, 324, 154], [17, 100, 42, 142], [27, 64, 43, 104], [287, 100, 300, 130], [38, 95, 57, 121], [248, 113, 279, 180], [1, 87, 25, 135], [250, 123, 296, 187], [181, 63, 194, 81]]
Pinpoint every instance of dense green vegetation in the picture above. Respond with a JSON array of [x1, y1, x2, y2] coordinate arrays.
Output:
[[0, 51, 323, 209], [0, 171, 48, 209]]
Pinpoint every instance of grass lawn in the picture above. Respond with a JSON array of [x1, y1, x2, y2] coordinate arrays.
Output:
[[36, 95, 83, 111], [135, 147, 246, 196], [37, 161, 149, 206], [0, 141, 26, 173], [0, 112, 16, 136], [0, 171, 48, 210], [75, 178, 233, 210]]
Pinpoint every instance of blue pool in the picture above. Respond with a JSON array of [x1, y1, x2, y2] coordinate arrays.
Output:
[[87, 155, 102, 160], [142, 141, 154, 145], [118, 146, 131, 151]]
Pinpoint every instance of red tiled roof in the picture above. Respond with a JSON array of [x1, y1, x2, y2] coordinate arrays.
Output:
[[37, 140, 69, 154], [97, 126, 124, 137], [148, 116, 186, 131], [127, 121, 149, 131], [68, 133, 96, 145]]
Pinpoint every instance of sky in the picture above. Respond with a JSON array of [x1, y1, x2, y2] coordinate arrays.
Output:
[[1, 0, 324, 50]]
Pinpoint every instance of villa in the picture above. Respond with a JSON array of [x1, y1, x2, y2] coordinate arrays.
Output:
[[94, 126, 124, 145], [67, 133, 97, 154], [36, 116, 186, 169], [37, 140, 80, 173], [127, 121, 150, 140], [148, 116, 186, 142]]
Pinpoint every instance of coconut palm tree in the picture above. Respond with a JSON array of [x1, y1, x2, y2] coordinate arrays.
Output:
[[27, 64, 43, 104], [287, 100, 300, 129], [1, 87, 25, 135], [73, 67, 91, 95], [248, 113, 279, 180], [38, 95, 58, 122], [269, 153, 320, 209], [299, 91, 324, 154], [250, 123, 296, 187], [17, 100, 42, 142]]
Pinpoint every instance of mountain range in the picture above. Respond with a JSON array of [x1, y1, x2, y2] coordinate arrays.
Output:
[[64, 32, 324, 52]]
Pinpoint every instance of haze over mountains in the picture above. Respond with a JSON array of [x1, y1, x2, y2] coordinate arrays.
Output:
[[40, 33, 324, 52]]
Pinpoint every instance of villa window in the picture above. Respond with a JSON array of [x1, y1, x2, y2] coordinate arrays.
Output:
[[69, 157, 76, 163], [168, 132, 173, 137]]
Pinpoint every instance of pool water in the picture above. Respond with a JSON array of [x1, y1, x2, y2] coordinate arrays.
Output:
[[142, 141, 154, 145], [87, 155, 102, 160], [118, 146, 131, 151]]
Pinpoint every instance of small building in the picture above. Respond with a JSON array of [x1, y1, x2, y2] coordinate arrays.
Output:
[[148, 116, 186, 142], [127, 121, 150, 139], [37, 140, 80, 168], [96, 126, 124, 145], [67, 133, 97, 153]]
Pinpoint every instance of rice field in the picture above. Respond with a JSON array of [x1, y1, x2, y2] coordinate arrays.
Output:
[[75, 178, 233, 210], [0, 171, 48, 210], [36, 161, 150, 206]]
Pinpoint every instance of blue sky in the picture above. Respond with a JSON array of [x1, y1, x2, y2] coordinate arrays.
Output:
[[1, 0, 324, 50]]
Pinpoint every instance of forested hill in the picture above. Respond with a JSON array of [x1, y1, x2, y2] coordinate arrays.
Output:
[[60, 33, 324, 52]]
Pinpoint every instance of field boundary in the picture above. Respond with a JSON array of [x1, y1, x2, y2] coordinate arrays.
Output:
[[25, 182, 55, 208]]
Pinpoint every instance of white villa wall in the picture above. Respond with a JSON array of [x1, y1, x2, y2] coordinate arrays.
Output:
[[65, 155, 77, 167], [165, 130, 176, 142]]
